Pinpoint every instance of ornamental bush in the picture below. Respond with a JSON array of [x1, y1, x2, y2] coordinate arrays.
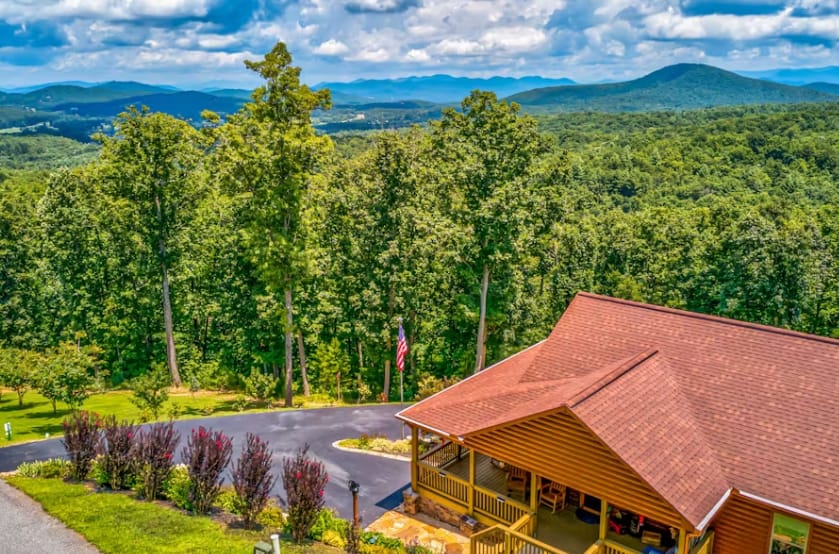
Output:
[[282, 443, 329, 543], [183, 426, 233, 514], [98, 415, 136, 489], [163, 464, 192, 510], [133, 420, 180, 500], [232, 433, 277, 529], [61, 411, 102, 481]]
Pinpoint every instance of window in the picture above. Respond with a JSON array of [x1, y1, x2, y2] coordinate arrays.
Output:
[[769, 513, 809, 554]]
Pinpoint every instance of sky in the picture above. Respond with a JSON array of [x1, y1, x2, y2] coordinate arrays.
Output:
[[2, 0, 839, 88]]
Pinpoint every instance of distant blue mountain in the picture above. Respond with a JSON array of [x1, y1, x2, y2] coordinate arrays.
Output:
[[803, 82, 839, 95], [53, 91, 244, 120], [739, 66, 839, 86], [314, 74, 575, 103]]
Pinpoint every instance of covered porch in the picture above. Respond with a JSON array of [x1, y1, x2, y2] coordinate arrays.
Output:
[[410, 432, 709, 554]]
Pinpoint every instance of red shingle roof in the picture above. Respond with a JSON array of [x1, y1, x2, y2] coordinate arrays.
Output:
[[397, 292, 839, 529]]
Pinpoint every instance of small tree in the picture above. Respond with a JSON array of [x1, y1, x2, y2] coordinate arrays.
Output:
[[130, 364, 171, 420], [0, 348, 39, 407], [99, 415, 136, 489], [182, 426, 233, 514], [315, 339, 349, 401], [40, 342, 94, 412], [282, 443, 329, 542], [232, 433, 277, 529], [62, 411, 102, 481], [133, 421, 180, 500], [243, 371, 279, 405]]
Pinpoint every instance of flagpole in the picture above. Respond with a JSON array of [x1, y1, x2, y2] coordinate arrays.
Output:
[[399, 317, 405, 439]]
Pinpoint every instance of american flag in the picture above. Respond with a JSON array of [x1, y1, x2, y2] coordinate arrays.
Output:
[[396, 323, 408, 372]]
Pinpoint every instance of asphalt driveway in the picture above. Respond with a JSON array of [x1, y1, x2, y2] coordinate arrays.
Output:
[[0, 404, 410, 525]]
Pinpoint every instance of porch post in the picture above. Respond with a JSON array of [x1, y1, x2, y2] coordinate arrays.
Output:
[[529, 473, 539, 512], [598, 497, 608, 541], [677, 529, 687, 554], [411, 426, 419, 491], [468, 448, 475, 513]]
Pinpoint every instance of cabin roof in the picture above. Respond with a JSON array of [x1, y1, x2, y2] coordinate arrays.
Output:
[[397, 292, 839, 528]]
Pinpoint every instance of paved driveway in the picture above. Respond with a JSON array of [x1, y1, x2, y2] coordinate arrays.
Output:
[[0, 404, 410, 525]]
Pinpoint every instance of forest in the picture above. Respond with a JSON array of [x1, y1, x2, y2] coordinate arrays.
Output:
[[1, 42, 838, 405]]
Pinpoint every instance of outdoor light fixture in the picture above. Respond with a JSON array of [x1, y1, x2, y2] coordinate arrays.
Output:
[[347, 479, 361, 527]]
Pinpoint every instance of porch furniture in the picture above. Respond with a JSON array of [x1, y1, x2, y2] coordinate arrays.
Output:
[[539, 480, 566, 513], [505, 466, 529, 498]]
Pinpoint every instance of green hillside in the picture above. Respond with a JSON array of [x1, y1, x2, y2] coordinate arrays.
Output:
[[0, 83, 170, 109], [508, 63, 839, 112], [803, 82, 839, 95]]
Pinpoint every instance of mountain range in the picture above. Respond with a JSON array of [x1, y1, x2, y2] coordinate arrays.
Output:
[[507, 64, 838, 112], [1, 64, 838, 140]]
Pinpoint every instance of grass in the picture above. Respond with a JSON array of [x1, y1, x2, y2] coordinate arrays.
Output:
[[5, 476, 338, 553], [0, 389, 273, 446]]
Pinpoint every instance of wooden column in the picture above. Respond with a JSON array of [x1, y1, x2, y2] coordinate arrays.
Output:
[[677, 529, 688, 554], [410, 426, 418, 491], [468, 449, 476, 514], [599, 497, 608, 541], [530, 472, 539, 512]]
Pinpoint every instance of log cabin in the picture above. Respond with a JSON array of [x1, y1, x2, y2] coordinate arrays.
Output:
[[396, 292, 839, 554]]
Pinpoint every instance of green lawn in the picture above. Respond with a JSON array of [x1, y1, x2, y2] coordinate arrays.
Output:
[[0, 389, 272, 446], [5, 477, 337, 553]]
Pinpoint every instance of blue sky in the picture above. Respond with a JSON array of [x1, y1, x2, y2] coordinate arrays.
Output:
[[1, 0, 839, 88]]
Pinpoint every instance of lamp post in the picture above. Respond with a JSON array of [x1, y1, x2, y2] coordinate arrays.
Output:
[[347, 479, 361, 528]]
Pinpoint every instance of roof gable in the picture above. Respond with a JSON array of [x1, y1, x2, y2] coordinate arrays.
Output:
[[397, 292, 839, 526]]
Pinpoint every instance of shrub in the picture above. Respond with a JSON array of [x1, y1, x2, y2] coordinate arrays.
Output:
[[415, 374, 460, 400], [309, 508, 349, 541], [256, 502, 285, 529], [16, 458, 71, 479], [163, 464, 192, 510], [213, 485, 240, 514], [232, 394, 249, 412], [182, 426, 233, 514], [282, 443, 329, 543], [133, 420, 180, 500], [344, 524, 362, 554], [323, 529, 347, 549], [130, 365, 170, 420], [232, 433, 277, 529], [244, 371, 279, 404], [98, 416, 136, 490], [61, 411, 102, 481]]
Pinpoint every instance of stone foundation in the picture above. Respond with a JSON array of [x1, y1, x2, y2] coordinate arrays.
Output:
[[403, 489, 486, 537]]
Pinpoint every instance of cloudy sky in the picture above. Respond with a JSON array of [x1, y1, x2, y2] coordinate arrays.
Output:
[[2, 0, 839, 88]]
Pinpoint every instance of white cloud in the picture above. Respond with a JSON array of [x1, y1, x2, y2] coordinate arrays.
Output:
[[404, 48, 431, 62], [314, 39, 349, 55], [346, 47, 392, 62]]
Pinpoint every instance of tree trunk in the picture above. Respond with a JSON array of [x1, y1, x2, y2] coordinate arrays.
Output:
[[357, 341, 364, 404], [161, 258, 182, 387], [383, 287, 395, 401], [156, 193, 181, 387], [473, 263, 490, 374], [284, 287, 294, 408], [298, 329, 310, 397]]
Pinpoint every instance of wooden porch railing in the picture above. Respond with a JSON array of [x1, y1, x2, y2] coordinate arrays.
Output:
[[418, 440, 463, 468], [416, 462, 469, 506], [582, 540, 645, 554], [473, 484, 531, 525], [471, 525, 569, 554]]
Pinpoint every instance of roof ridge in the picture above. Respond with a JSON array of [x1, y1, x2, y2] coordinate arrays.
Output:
[[568, 348, 659, 408], [576, 292, 839, 347]]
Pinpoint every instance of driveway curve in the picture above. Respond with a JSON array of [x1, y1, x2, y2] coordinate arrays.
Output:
[[0, 404, 410, 525]]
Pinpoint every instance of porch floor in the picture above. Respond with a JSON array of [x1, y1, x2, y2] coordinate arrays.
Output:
[[442, 452, 648, 554]]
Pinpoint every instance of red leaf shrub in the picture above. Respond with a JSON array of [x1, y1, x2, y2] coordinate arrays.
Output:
[[61, 411, 102, 481], [282, 443, 328, 542], [133, 421, 180, 500], [182, 426, 233, 514], [99, 415, 136, 489], [232, 433, 277, 529]]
